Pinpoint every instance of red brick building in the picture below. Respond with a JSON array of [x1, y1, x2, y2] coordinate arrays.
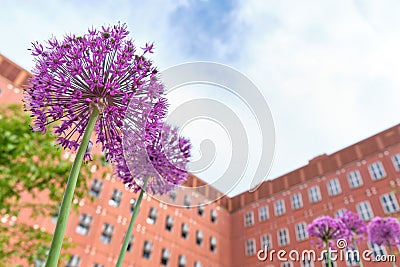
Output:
[[1, 54, 399, 267]]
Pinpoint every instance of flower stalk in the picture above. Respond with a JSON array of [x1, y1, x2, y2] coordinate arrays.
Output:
[[325, 240, 332, 267], [45, 107, 99, 267], [116, 176, 149, 267]]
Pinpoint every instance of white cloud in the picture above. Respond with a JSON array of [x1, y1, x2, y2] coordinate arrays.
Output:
[[2, 1, 400, 196], [234, 0, 400, 181]]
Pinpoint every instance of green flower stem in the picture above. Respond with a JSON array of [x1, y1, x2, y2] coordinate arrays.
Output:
[[352, 238, 363, 267], [325, 240, 332, 267], [116, 176, 149, 267], [45, 107, 99, 267]]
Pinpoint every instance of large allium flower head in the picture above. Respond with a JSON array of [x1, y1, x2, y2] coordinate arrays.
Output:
[[368, 217, 400, 247], [24, 23, 162, 161], [307, 216, 348, 248], [338, 210, 367, 242], [118, 97, 191, 195]]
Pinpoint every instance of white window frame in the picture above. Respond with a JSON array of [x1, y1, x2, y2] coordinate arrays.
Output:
[[274, 199, 286, 216], [259, 206, 269, 222], [244, 211, 254, 227], [380, 193, 400, 214], [334, 209, 346, 218], [277, 228, 290, 247], [100, 223, 114, 244], [245, 239, 256, 256], [356, 201, 374, 221], [301, 259, 314, 267], [76, 213, 92, 235], [295, 222, 308, 241], [66, 255, 80, 267], [368, 161, 386, 180], [260, 233, 272, 250], [368, 242, 386, 261], [347, 170, 363, 188], [345, 248, 361, 266], [108, 189, 122, 207], [392, 153, 400, 171], [291, 193, 303, 210], [308, 186, 321, 203], [327, 178, 342, 196]]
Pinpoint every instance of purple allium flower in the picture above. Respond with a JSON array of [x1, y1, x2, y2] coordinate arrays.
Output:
[[116, 98, 191, 195], [338, 210, 367, 246], [307, 216, 348, 248], [24, 23, 162, 161], [368, 217, 400, 247]]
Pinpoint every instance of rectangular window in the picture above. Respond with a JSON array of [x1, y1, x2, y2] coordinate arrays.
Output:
[[308, 186, 321, 203], [198, 205, 205, 216], [245, 239, 256, 256], [327, 178, 342, 196], [76, 213, 92, 235], [356, 201, 374, 221], [345, 248, 361, 266], [322, 252, 337, 267], [210, 236, 217, 252], [181, 223, 189, 239], [274, 200, 285, 216], [301, 259, 314, 267], [196, 230, 203, 246], [278, 228, 289, 246], [184, 195, 191, 209], [89, 178, 103, 197], [160, 248, 170, 266], [380, 193, 400, 214], [295, 222, 308, 241], [291, 193, 303, 210], [147, 207, 158, 225], [100, 223, 114, 244], [165, 215, 174, 231], [108, 189, 122, 207], [334, 209, 346, 218], [211, 209, 217, 223], [259, 206, 269, 222], [66, 255, 80, 267], [347, 170, 363, 188], [169, 190, 177, 202], [369, 242, 386, 261], [260, 234, 271, 250], [392, 153, 400, 171], [368, 161, 386, 180], [126, 235, 134, 252], [178, 255, 186, 267], [142, 241, 153, 259], [244, 211, 254, 227]]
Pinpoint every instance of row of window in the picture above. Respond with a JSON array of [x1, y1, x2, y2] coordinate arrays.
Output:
[[245, 222, 308, 255], [260, 242, 390, 267], [246, 197, 400, 251], [75, 213, 217, 251], [66, 251, 203, 267], [90, 182, 218, 222], [244, 193, 400, 227]]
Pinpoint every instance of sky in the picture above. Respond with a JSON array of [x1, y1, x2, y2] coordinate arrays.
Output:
[[1, 0, 400, 197]]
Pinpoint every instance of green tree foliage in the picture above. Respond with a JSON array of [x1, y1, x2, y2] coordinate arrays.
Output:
[[0, 105, 92, 266]]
